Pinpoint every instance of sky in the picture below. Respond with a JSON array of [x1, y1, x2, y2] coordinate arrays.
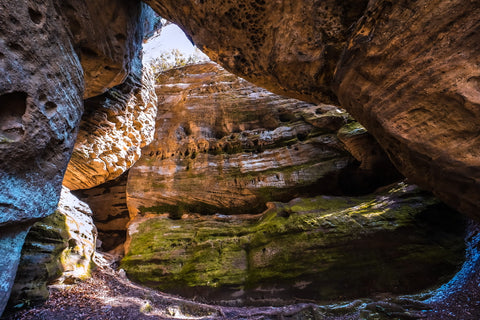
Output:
[[142, 23, 209, 64]]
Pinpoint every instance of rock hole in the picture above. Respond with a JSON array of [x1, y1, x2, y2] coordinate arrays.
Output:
[[28, 7, 43, 25], [44, 101, 57, 117], [8, 42, 23, 52], [80, 46, 99, 58], [115, 33, 127, 41], [0, 91, 27, 141]]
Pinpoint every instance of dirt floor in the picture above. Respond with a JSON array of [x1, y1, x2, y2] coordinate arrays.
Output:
[[2, 252, 480, 320]]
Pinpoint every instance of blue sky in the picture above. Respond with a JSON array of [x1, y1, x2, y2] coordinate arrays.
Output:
[[142, 23, 209, 64]]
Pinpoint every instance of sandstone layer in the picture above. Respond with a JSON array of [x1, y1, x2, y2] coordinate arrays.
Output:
[[146, 0, 480, 220], [126, 63, 397, 218], [74, 173, 130, 252], [63, 61, 158, 190], [122, 182, 465, 305], [8, 187, 97, 307]]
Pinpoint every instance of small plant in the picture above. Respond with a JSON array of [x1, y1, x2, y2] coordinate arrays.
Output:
[[146, 49, 204, 84]]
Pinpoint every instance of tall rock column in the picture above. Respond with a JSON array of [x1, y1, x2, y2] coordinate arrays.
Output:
[[0, 0, 84, 313]]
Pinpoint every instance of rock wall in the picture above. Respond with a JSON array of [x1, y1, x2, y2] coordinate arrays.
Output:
[[334, 0, 480, 220], [146, 0, 480, 221], [126, 63, 398, 218], [144, 0, 369, 104], [0, 0, 149, 314]]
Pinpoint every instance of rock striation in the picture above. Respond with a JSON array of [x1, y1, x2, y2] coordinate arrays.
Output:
[[74, 173, 130, 252], [8, 187, 97, 308], [146, 0, 480, 221], [122, 182, 465, 305], [126, 63, 397, 218], [63, 61, 158, 190]]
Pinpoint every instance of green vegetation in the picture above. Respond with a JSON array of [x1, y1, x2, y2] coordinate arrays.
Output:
[[122, 183, 465, 304]]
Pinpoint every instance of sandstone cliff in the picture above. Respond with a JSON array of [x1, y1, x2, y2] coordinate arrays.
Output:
[[146, 0, 480, 221], [0, 0, 150, 313], [126, 63, 398, 219]]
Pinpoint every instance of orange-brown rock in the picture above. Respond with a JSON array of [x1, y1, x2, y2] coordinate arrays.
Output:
[[126, 63, 397, 218], [144, 0, 369, 104], [74, 173, 130, 252], [334, 0, 480, 219], [63, 63, 157, 190], [60, 0, 146, 98], [147, 0, 480, 220]]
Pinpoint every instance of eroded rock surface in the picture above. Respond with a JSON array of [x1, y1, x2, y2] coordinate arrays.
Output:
[[0, 1, 84, 312], [334, 0, 480, 220], [126, 63, 392, 217], [8, 187, 97, 308], [122, 182, 465, 305], [0, 0, 149, 314], [146, 0, 480, 221], [144, 0, 369, 104], [59, 0, 146, 98], [74, 173, 130, 252], [63, 61, 157, 190]]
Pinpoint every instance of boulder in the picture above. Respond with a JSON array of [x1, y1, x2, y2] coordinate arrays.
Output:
[[122, 182, 465, 305], [8, 187, 97, 308]]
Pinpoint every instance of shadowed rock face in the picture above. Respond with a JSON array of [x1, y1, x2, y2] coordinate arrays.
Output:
[[59, 0, 146, 98], [146, 0, 480, 221], [0, 1, 84, 311], [8, 187, 97, 308], [143, 0, 369, 104], [122, 183, 465, 305], [334, 0, 480, 220], [0, 0, 148, 314]]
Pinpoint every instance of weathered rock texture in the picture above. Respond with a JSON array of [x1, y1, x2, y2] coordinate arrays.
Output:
[[0, 0, 149, 314], [74, 173, 130, 252], [126, 63, 398, 218], [146, 0, 480, 221], [334, 0, 480, 220], [144, 0, 369, 104], [63, 62, 158, 190], [8, 187, 97, 307], [59, 0, 146, 98], [122, 182, 465, 305], [0, 1, 84, 312]]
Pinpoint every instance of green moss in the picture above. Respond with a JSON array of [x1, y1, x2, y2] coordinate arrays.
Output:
[[122, 183, 465, 303]]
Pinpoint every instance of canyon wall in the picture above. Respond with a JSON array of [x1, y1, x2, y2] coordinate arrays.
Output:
[[146, 0, 480, 221]]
